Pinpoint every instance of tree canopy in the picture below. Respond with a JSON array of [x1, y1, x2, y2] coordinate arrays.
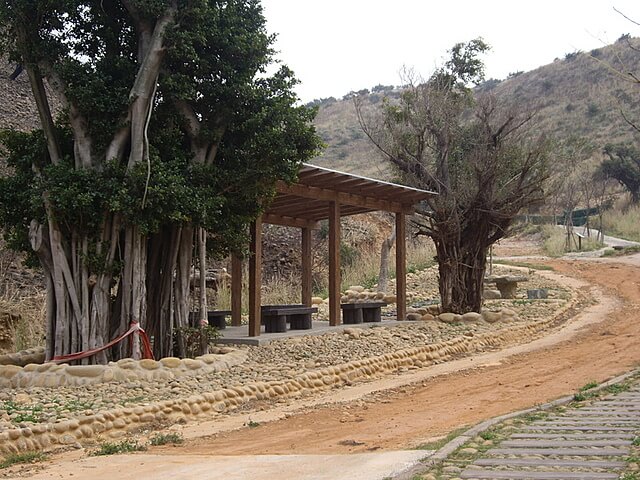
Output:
[[0, 1, 321, 362], [600, 143, 640, 203]]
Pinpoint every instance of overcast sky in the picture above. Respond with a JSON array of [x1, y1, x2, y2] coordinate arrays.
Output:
[[260, 0, 639, 102]]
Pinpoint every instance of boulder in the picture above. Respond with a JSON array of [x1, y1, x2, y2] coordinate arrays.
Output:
[[438, 312, 462, 323], [527, 289, 548, 299], [483, 289, 501, 300], [482, 311, 502, 323], [461, 312, 483, 322]]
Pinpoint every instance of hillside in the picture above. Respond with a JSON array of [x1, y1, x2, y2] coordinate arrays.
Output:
[[311, 36, 640, 178], [0, 60, 46, 133]]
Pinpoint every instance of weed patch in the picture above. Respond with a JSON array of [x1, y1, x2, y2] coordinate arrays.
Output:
[[0, 452, 46, 469], [149, 433, 184, 446], [91, 440, 147, 456]]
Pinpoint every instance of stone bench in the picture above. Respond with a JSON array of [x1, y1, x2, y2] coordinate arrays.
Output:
[[189, 310, 231, 329], [484, 275, 529, 299], [261, 305, 318, 333], [341, 302, 388, 324]]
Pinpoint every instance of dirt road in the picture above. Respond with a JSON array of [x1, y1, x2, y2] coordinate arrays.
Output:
[[177, 256, 640, 455], [10, 255, 640, 479]]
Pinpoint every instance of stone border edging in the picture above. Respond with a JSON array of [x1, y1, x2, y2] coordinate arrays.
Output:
[[0, 292, 580, 456], [392, 368, 640, 480], [0, 347, 247, 388]]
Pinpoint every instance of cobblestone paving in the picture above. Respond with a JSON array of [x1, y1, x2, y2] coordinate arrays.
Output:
[[458, 385, 640, 479]]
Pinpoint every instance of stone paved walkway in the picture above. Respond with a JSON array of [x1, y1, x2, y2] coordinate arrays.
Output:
[[459, 385, 640, 479]]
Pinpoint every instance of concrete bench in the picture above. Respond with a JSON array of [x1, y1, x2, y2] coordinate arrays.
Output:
[[341, 302, 388, 324], [484, 275, 528, 299], [189, 310, 231, 329], [261, 305, 318, 333]]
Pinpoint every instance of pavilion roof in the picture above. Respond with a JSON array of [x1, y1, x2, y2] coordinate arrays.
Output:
[[263, 163, 435, 228]]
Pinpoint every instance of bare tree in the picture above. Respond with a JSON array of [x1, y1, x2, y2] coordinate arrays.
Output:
[[357, 40, 550, 313]]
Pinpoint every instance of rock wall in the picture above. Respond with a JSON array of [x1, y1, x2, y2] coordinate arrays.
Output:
[[0, 347, 246, 389]]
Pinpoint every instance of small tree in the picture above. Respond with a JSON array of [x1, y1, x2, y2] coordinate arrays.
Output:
[[357, 40, 549, 313]]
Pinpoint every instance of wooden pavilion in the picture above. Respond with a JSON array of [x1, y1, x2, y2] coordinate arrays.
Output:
[[229, 164, 435, 336]]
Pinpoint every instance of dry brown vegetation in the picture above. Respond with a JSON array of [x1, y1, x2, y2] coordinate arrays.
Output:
[[312, 37, 640, 178]]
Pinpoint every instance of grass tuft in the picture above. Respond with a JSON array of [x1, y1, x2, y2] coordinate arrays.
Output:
[[91, 440, 147, 456], [149, 433, 183, 446], [415, 426, 468, 450], [579, 380, 599, 391], [0, 452, 46, 469]]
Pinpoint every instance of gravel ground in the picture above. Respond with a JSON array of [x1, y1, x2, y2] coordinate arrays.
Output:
[[0, 266, 572, 432]]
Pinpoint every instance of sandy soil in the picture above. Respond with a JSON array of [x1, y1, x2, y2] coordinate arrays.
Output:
[[8, 254, 640, 478]]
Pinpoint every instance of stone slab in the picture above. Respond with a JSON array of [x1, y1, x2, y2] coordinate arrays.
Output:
[[565, 410, 640, 415], [522, 425, 638, 431], [461, 470, 618, 479], [501, 439, 630, 447], [511, 433, 635, 439], [487, 447, 629, 456], [537, 418, 640, 424], [473, 458, 625, 468]]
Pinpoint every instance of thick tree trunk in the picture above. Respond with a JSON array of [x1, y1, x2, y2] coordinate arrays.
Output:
[[435, 239, 487, 313], [147, 227, 178, 358], [173, 225, 194, 358]]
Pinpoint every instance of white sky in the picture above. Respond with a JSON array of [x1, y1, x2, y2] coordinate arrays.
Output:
[[261, 0, 639, 102]]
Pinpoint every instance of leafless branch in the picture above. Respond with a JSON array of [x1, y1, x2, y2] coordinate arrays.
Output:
[[614, 7, 640, 26]]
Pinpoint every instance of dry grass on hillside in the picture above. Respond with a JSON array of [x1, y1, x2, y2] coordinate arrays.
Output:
[[602, 197, 640, 242], [312, 37, 640, 180]]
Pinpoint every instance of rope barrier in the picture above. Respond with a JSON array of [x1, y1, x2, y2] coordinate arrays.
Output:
[[52, 322, 154, 364]]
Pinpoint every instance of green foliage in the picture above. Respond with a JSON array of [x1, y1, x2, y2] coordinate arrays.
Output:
[[173, 325, 220, 359], [603, 382, 631, 394], [573, 392, 587, 402], [340, 242, 359, 269], [0, 401, 43, 424], [0, 1, 321, 261], [0, 452, 46, 469], [579, 380, 599, 391], [91, 440, 147, 456], [149, 433, 184, 446], [600, 144, 640, 203]]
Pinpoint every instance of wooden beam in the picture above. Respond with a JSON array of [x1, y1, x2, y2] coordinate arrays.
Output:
[[262, 213, 318, 229], [248, 216, 262, 337], [231, 254, 242, 327], [328, 201, 341, 326], [301, 227, 312, 307], [395, 212, 407, 321], [276, 181, 413, 214]]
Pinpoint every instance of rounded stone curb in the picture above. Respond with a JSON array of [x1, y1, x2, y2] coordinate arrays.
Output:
[[0, 348, 247, 389], [0, 295, 579, 456], [392, 367, 640, 480], [0, 347, 46, 367]]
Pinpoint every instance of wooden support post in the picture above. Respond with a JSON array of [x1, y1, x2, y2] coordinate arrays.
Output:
[[301, 227, 312, 307], [328, 201, 341, 326], [395, 212, 407, 321], [248, 217, 262, 337], [231, 254, 242, 327]]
